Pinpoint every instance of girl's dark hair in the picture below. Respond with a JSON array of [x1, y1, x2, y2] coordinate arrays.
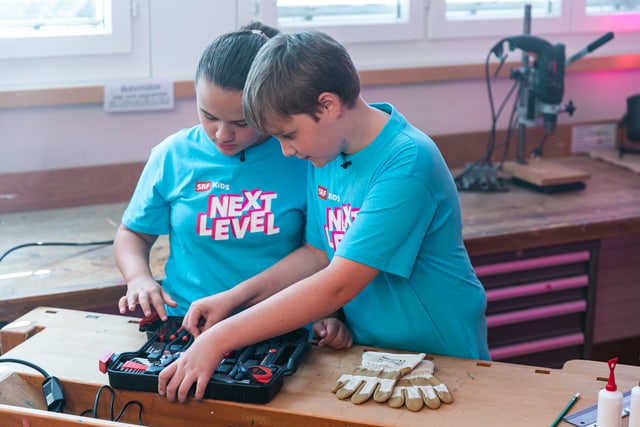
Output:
[[195, 22, 279, 91]]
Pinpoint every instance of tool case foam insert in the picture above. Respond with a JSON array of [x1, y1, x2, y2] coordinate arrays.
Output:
[[100, 315, 310, 404]]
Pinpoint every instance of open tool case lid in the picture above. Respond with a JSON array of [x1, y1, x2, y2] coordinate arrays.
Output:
[[99, 315, 310, 404]]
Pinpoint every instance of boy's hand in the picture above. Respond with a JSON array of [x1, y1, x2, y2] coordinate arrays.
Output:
[[158, 331, 224, 402], [118, 278, 177, 320], [312, 317, 353, 349], [182, 294, 235, 338]]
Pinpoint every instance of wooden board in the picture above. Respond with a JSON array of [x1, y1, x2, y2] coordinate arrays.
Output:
[[589, 149, 640, 174], [0, 404, 140, 427], [1, 307, 639, 427], [502, 158, 590, 186]]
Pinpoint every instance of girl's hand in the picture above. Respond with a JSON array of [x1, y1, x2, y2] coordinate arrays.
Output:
[[119, 278, 177, 320], [312, 317, 353, 349]]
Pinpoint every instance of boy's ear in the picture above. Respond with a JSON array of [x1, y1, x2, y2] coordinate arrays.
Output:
[[317, 92, 342, 117]]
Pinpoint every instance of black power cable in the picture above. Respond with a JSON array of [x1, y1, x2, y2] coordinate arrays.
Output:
[[0, 240, 114, 263], [1, 238, 144, 422], [454, 45, 518, 192], [79, 384, 144, 425], [0, 358, 65, 412], [0, 358, 144, 424]]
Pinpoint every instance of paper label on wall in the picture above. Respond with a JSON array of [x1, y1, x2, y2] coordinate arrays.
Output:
[[571, 123, 617, 153], [104, 78, 174, 113]]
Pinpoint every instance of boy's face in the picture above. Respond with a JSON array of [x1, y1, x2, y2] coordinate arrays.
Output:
[[269, 102, 344, 168]]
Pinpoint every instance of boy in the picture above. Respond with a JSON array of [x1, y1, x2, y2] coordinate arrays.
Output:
[[158, 30, 489, 403]]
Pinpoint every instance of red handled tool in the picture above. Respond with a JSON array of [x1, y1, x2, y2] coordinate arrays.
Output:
[[240, 365, 273, 384]]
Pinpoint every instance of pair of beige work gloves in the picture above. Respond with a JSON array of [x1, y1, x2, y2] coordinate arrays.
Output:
[[332, 351, 453, 412]]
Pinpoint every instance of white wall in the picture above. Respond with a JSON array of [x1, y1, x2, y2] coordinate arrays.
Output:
[[0, 1, 638, 174], [2, 68, 637, 175]]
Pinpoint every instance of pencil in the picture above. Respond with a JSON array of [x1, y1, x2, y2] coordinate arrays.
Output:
[[550, 392, 581, 427]]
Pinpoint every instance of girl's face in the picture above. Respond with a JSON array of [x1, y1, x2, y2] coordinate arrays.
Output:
[[195, 79, 267, 156]]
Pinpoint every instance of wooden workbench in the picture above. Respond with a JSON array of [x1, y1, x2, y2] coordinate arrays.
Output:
[[0, 204, 167, 321], [459, 154, 640, 256], [1, 306, 639, 427], [2, 154, 640, 324]]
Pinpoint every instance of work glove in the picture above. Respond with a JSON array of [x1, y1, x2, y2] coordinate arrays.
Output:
[[388, 360, 453, 411], [332, 351, 425, 404]]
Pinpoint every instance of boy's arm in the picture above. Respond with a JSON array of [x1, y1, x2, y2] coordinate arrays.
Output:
[[182, 242, 330, 335], [220, 255, 377, 340], [160, 256, 379, 402], [228, 242, 330, 309]]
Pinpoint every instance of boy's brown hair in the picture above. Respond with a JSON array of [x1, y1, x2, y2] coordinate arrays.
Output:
[[243, 30, 361, 135]]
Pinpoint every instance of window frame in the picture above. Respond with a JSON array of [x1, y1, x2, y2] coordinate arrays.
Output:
[[0, 0, 148, 91], [427, 0, 640, 39], [1, 0, 638, 92], [571, 0, 640, 33], [427, 1, 571, 39], [0, 0, 133, 60], [243, 0, 425, 43]]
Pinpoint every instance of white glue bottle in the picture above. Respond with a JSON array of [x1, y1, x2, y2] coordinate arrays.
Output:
[[596, 357, 623, 427], [629, 382, 640, 427]]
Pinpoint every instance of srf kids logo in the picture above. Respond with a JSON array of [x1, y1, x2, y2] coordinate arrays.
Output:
[[318, 186, 328, 200]]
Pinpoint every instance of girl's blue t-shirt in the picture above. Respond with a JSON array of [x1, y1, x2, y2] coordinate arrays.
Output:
[[306, 103, 490, 360], [123, 125, 307, 316]]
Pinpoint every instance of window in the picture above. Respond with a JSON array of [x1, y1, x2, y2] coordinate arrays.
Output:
[[277, 0, 404, 24], [245, 0, 425, 43], [573, 0, 640, 32], [0, 0, 133, 60], [586, 0, 640, 14], [428, 0, 640, 38], [445, 0, 559, 19], [428, 1, 570, 38], [0, 0, 146, 91], [1, 1, 638, 91]]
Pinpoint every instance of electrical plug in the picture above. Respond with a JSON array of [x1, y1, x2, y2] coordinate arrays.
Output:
[[42, 375, 65, 412]]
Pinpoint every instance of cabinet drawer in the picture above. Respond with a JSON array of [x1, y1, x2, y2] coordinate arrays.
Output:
[[486, 275, 589, 314], [490, 332, 584, 361], [471, 241, 599, 367], [488, 306, 586, 348], [494, 343, 585, 368], [487, 300, 587, 328], [475, 251, 590, 278], [485, 275, 589, 302]]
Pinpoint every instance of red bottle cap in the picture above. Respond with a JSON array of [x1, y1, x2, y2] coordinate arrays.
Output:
[[606, 357, 618, 392]]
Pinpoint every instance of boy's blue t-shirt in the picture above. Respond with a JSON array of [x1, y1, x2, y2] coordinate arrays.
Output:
[[123, 125, 307, 316], [306, 103, 490, 360]]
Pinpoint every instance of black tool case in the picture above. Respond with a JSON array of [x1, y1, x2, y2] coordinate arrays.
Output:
[[100, 315, 310, 404]]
